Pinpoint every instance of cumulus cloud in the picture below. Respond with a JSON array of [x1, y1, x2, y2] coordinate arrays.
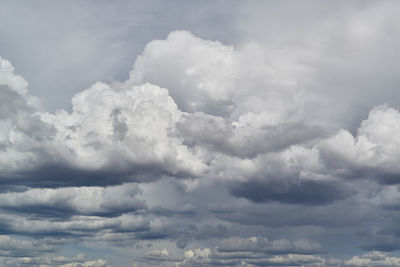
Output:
[[0, 30, 326, 195], [222, 104, 400, 204], [129, 30, 315, 125], [42, 81, 205, 178], [7, 29, 391, 195], [319, 105, 400, 183], [0, 57, 206, 187]]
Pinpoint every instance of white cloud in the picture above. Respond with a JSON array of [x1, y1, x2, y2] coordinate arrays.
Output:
[[129, 31, 239, 115], [318, 105, 400, 180], [129, 31, 314, 130], [0, 57, 29, 96], [41, 81, 206, 177], [344, 251, 400, 267], [0, 58, 207, 185]]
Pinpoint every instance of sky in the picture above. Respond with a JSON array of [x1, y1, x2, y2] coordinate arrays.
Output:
[[2, 1, 400, 266]]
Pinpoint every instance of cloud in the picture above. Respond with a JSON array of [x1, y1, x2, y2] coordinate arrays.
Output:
[[0, 253, 108, 267], [0, 212, 149, 239], [178, 112, 325, 158], [230, 179, 351, 205], [2, 7, 400, 265], [210, 199, 372, 228], [129, 30, 314, 126], [217, 237, 322, 255], [222, 104, 400, 205], [136, 249, 179, 265], [0, 59, 206, 187], [138, 246, 400, 267], [129, 30, 239, 116], [176, 243, 400, 267], [0, 31, 395, 261], [134, 237, 329, 266], [0, 235, 57, 257], [344, 251, 400, 267], [0, 30, 324, 194], [318, 105, 400, 183], [0, 183, 145, 218], [175, 237, 332, 267], [48, 81, 205, 177]]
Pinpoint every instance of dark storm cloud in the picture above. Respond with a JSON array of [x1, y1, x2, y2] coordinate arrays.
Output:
[[229, 179, 352, 205], [0, 162, 167, 188]]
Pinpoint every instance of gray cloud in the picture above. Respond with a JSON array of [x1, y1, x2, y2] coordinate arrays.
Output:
[[174, 237, 331, 267], [230, 179, 352, 205], [0, 184, 145, 218], [344, 251, 400, 267], [179, 113, 325, 158], [0, 254, 108, 267]]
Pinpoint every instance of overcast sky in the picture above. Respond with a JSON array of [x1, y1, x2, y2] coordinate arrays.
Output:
[[2, 1, 400, 266]]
